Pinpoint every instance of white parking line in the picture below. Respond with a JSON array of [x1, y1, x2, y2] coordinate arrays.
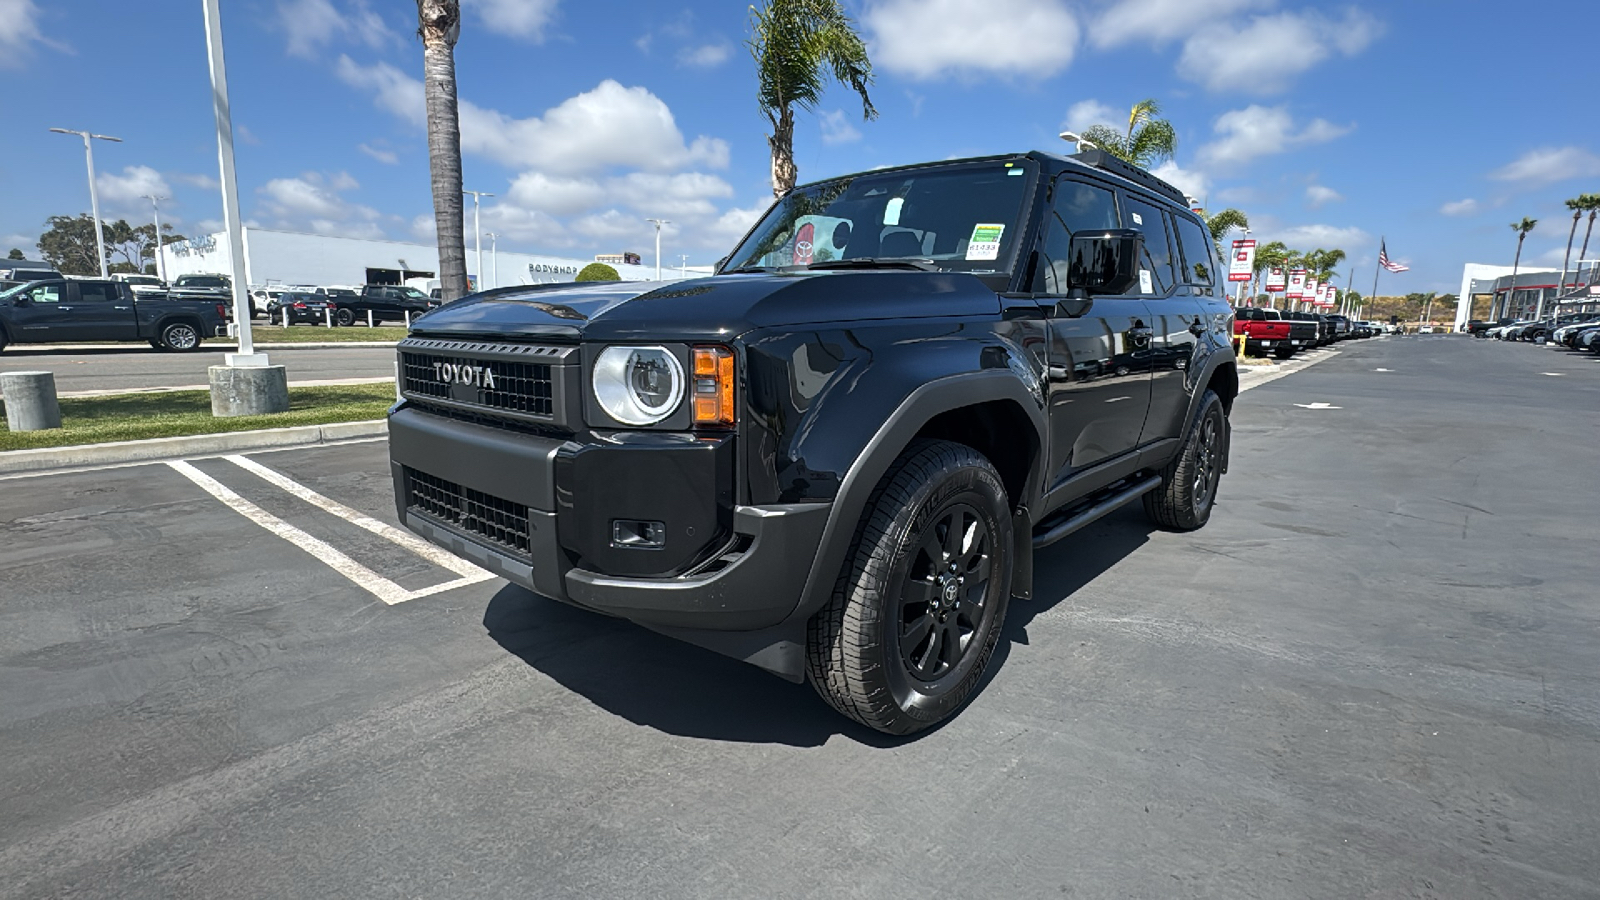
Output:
[[166, 459, 493, 605]]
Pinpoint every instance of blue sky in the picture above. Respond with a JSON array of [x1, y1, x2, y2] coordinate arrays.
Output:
[[3, 0, 1597, 293]]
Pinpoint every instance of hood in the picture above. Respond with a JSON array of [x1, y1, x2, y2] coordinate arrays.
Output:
[[407, 270, 1003, 343]]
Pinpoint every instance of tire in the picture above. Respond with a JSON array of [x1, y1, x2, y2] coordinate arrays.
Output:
[[1144, 389, 1227, 531], [806, 439, 1013, 735], [334, 308, 355, 327], [158, 321, 202, 352], [1273, 346, 1295, 360]]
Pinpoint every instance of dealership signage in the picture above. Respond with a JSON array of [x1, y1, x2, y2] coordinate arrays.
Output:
[[1286, 268, 1307, 299], [1266, 267, 1285, 291], [1228, 239, 1257, 282], [168, 235, 217, 258]]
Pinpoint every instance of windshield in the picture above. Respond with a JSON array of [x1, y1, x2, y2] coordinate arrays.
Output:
[[176, 276, 226, 288], [0, 281, 43, 300], [721, 159, 1036, 288], [123, 276, 161, 286], [398, 288, 428, 300]]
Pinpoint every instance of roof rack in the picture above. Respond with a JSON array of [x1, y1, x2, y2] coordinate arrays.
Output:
[[1069, 147, 1190, 207]]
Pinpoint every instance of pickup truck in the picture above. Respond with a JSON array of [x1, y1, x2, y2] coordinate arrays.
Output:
[[331, 285, 436, 326], [1234, 307, 1310, 359], [0, 278, 229, 351]]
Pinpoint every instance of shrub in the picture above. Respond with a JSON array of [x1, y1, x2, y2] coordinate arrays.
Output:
[[575, 263, 620, 282]]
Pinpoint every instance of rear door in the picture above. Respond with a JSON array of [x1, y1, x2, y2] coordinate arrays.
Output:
[[1037, 175, 1155, 485], [1126, 195, 1206, 445], [72, 281, 139, 340]]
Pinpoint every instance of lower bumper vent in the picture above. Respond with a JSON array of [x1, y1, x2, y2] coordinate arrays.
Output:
[[405, 467, 532, 559]]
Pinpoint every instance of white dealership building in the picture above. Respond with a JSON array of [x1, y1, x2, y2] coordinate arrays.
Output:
[[157, 228, 693, 290]]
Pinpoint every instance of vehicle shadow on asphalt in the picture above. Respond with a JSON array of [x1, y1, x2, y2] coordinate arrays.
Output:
[[481, 506, 1153, 747]]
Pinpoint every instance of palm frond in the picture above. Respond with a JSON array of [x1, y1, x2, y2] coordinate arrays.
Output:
[[1079, 125, 1129, 161], [1206, 208, 1248, 243], [1128, 118, 1177, 167]]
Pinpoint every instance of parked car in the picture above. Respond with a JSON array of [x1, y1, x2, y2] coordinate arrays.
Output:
[[0, 278, 228, 351], [0, 260, 62, 288], [110, 273, 167, 297], [314, 285, 361, 302], [388, 147, 1240, 734], [1234, 307, 1299, 358], [334, 285, 434, 325], [266, 291, 335, 325]]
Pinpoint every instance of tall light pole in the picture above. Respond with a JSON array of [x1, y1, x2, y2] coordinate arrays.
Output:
[[142, 194, 169, 281], [485, 231, 497, 289], [201, 0, 264, 368], [49, 128, 122, 277], [678, 253, 689, 276], [463, 189, 493, 291], [646, 218, 671, 281]]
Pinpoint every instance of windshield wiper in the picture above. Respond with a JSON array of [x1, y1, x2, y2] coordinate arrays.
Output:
[[805, 257, 940, 272], [720, 265, 776, 275]]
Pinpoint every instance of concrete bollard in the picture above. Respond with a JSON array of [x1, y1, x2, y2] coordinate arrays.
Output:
[[367, 310, 375, 328], [209, 365, 290, 417], [325, 308, 333, 328], [0, 371, 63, 431], [404, 310, 411, 329]]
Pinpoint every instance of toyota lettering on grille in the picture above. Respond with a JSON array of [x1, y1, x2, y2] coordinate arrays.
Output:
[[433, 361, 498, 390]]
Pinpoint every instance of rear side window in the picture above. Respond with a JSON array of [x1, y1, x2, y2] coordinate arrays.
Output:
[[1121, 194, 1175, 296], [77, 283, 115, 303], [1174, 214, 1217, 290], [1033, 178, 1120, 294]]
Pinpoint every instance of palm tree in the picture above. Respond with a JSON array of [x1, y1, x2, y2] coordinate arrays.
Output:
[[417, 0, 469, 301], [748, 0, 876, 197], [1505, 217, 1537, 319], [1252, 240, 1289, 305], [1571, 193, 1600, 293], [1204, 208, 1248, 253], [1081, 99, 1178, 169], [1556, 196, 1584, 307]]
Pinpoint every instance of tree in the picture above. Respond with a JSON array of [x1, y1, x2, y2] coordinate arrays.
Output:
[[1569, 193, 1600, 294], [7, 248, 23, 260], [1252, 240, 1290, 304], [417, 1, 469, 302], [1080, 98, 1178, 169], [1203, 207, 1248, 258], [748, 0, 876, 197], [575, 262, 620, 282], [1504, 216, 1537, 318], [38, 214, 102, 275]]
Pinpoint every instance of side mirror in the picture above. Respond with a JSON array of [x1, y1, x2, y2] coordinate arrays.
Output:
[[11, 295, 29, 307], [1067, 229, 1144, 297]]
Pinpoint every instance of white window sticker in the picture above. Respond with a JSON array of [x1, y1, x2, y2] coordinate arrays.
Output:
[[1131, 212, 1143, 226], [883, 197, 903, 226], [966, 223, 1005, 261], [1139, 269, 1153, 294]]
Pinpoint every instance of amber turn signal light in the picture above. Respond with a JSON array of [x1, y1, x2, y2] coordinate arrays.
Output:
[[691, 345, 735, 427]]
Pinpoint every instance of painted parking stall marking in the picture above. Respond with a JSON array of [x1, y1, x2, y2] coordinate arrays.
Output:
[[166, 457, 495, 605]]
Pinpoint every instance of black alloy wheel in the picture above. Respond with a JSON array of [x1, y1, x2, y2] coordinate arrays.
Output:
[[335, 307, 355, 327], [1145, 389, 1227, 531], [807, 439, 1013, 735]]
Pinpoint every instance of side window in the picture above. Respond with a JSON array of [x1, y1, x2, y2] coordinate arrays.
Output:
[[1121, 195, 1175, 296], [26, 283, 63, 304], [77, 283, 114, 303], [1033, 178, 1120, 294], [1174, 214, 1217, 292]]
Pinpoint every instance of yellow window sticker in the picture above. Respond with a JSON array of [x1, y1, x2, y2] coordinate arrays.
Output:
[[966, 223, 1004, 261]]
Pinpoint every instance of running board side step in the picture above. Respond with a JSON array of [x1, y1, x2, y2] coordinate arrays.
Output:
[[1031, 475, 1162, 550]]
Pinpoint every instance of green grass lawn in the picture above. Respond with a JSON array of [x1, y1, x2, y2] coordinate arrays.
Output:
[[0, 384, 394, 451], [247, 325, 409, 343]]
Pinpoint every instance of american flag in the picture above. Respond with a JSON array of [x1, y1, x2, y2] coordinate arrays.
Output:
[[1379, 240, 1409, 273]]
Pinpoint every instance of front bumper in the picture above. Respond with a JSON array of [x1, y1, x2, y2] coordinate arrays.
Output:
[[388, 405, 829, 632]]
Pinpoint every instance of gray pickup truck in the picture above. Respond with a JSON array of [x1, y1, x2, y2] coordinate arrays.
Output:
[[0, 278, 229, 352]]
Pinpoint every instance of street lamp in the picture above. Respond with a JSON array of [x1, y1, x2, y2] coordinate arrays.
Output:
[[485, 231, 497, 289], [141, 194, 169, 281], [463, 188, 493, 291], [49, 127, 122, 277], [646, 218, 671, 281], [1058, 131, 1098, 152]]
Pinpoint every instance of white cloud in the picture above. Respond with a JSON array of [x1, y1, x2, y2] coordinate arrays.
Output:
[[819, 109, 863, 146], [1490, 146, 1600, 185], [1197, 105, 1351, 168], [0, 0, 62, 65], [257, 171, 383, 237], [501, 171, 735, 221], [506, 172, 608, 216], [462, 0, 558, 42], [1177, 8, 1382, 94], [95, 165, 172, 211], [338, 59, 730, 175], [864, 0, 1079, 80], [3, 233, 39, 255], [358, 143, 398, 164], [1270, 224, 1369, 251], [410, 214, 437, 241], [1305, 185, 1342, 208], [276, 0, 394, 58], [677, 42, 731, 68], [1090, 0, 1272, 48], [1440, 198, 1478, 217], [1062, 99, 1118, 135], [173, 172, 220, 190], [1149, 161, 1210, 202]]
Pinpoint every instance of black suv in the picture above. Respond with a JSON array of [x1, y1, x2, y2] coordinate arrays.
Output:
[[335, 285, 435, 326], [388, 149, 1238, 733]]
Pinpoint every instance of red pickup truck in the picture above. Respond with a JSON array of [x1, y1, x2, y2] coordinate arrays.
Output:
[[1234, 307, 1306, 359]]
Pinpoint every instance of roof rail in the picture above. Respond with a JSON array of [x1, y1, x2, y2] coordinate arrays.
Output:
[[1070, 148, 1190, 207]]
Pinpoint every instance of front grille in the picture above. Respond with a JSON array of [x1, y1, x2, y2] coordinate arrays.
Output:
[[405, 467, 531, 560], [397, 338, 574, 426]]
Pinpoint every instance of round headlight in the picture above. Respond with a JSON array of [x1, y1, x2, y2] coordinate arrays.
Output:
[[593, 345, 684, 426]]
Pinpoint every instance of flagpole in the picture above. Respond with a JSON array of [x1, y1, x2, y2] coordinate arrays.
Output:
[[1371, 237, 1383, 324]]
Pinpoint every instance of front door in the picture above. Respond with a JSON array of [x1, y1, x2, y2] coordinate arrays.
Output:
[[5, 281, 78, 341], [1034, 175, 1155, 487]]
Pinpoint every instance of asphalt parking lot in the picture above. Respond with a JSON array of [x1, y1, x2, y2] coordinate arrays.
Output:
[[2, 335, 1597, 899], [0, 345, 397, 394]]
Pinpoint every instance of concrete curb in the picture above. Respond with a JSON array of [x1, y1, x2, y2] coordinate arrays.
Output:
[[0, 419, 388, 475], [7, 341, 399, 351]]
